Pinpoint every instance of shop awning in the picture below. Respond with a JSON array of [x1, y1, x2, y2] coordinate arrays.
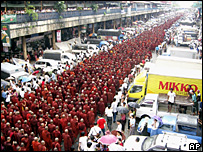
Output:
[[42, 3, 55, 7], [1, 3, 6, 7], [6, 3, 25, 8], [30, 3, 42, 7], [55, 41, 72, 52], [67, 4, 77, 7]]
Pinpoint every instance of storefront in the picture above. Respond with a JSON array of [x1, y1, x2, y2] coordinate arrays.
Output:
[[1, 24, 11, 60]]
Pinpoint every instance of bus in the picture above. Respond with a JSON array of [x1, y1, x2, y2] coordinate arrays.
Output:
[[97, 29, 124, 42]]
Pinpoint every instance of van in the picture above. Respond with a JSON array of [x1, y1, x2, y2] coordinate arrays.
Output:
[[71, 44, 99, 57], [34, 59, 58, 71], [43, 50, 76, 64], [1, 62, 30, 83]]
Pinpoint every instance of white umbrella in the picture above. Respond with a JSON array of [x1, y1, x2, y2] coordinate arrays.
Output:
[[5, 76, 15, 80], [109, 143, 125, 151]]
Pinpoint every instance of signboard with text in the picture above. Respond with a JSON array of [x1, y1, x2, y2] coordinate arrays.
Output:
[[56, 30, 61, 42], [1, 24, 11, 47]]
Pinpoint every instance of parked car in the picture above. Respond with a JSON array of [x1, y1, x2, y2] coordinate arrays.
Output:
[[124, 132, 199, 151], [137, 114, 202, 143], [33, 59, 58, 71]]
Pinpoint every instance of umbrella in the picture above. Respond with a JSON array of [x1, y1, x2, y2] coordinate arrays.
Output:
[[117, 27, 125, 30], [151, 115, 163, 126], [32, 70, 39, 75], [111, 130, 126, 141], [116, 106, 129, 114], [5, 76, 15, 80], [89, 33, 97, 37], [99, 134, 118, 145], [20, 76, 32, 83], [109, 143, 125, 151], [100, 41, 109, 45], [128, 102, 140, 109]]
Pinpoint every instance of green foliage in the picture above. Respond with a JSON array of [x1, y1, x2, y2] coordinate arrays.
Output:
[[25, 2, 38, 21], [120, 5, 124, 10], [104, 12, 106, 15], [91, 4, 99, 12], [54, 1, 67, 17], [77, 7, 83, 11]]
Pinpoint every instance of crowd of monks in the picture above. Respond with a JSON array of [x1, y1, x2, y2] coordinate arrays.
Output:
[[1, 14, 182, 151]]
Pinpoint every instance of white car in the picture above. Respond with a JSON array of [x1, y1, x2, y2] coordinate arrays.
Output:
[[135, 94, 159, 119], [124, 132, 199, 151], [34, 59, 58, 71]]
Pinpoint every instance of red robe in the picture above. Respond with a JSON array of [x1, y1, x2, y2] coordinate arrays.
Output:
[[60, 118, 67, 132], [70, 118, 79, 138], [32, 140, 40, 151], [52, 130, 62, 144], [87, 110, 95, 128], [51, 141, 61, 151], [62, 132, 72, 151], [41, 130, 52, 150], [78, 121, 87, 136]]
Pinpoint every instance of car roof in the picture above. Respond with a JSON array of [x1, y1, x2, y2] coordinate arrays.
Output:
[[145, 94, 159, 100], [155, 132, 198, 151], [36, 59, 58, 63], [162, 115, 177, 126], [177, 114, 198, 127]]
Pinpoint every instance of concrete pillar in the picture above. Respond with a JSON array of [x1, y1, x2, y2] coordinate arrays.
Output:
[[104, 21, 106, 29], [52, 30, 56, 49], [113, 19, 116, 29], [92, 23, 94, 33], [78, 25, 81, 38], [22, 36, 27, 60], [120, 18, 122, 27]]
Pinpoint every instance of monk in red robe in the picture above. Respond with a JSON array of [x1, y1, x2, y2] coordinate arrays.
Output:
[[41, 126, 52, 150], [62, 129, 72, 151]]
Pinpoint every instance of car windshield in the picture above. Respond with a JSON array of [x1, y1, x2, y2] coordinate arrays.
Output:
[[142, 136, 155, 151], [160, 124, 173, 131]]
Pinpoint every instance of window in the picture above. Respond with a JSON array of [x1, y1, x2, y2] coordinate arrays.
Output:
[[160, 124, 173, 131], [178, 125, 197, 135], [141, 104, 153, 108], [46, 62, 51, 66], [36, 61, 41, 65], [1, 71, 10, 80], [63, 56, 69, 59], [130, 85, 143, 93]]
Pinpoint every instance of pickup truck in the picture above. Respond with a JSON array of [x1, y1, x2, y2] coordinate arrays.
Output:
[[134, 93, 193, 119], [137, 114, 202, 143]]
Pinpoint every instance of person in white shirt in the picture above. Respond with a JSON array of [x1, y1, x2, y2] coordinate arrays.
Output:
[[44, 73, 50, 83], [78, 131, 88, 151], [20, 88, 25, 99], [105, 104, 113, 131], [5, 92, 11, 107], [129, 113, 136, 135], [167, 88, 176, 113], [88, 123, 101, 138], [116, 120, 122, 133], [10, 80, 16, 90], [111, 98, 118, 123]]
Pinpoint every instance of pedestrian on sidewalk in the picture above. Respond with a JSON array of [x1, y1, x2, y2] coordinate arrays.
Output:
[[111, 98, 118, 123], [105, 104, 113, 131], [129, 113, 136, 135], [120, 113, 126, 132]]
